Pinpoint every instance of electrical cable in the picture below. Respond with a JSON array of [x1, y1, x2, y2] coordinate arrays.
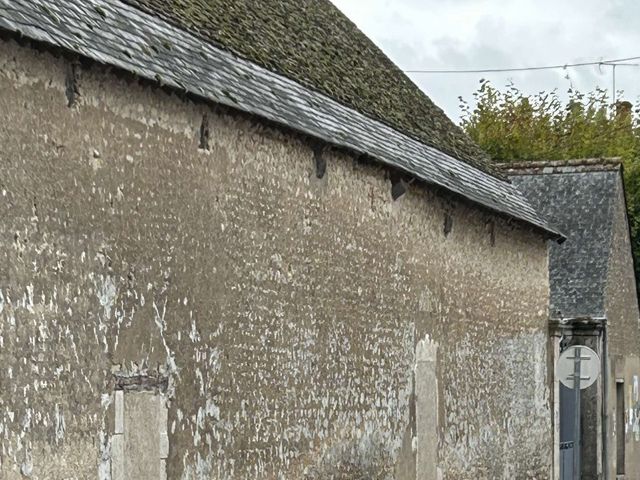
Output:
[[404, 56, 640, 74]]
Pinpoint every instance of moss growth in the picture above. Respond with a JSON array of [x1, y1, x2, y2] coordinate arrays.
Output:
[[123, 0, 494, 173]]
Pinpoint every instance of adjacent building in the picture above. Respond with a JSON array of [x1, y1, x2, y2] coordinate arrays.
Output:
[[0, 1, 564, 479], [504, 159, 640, 480]]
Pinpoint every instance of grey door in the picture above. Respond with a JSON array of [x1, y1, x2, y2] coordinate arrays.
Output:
[[560, 383, 576, 480]]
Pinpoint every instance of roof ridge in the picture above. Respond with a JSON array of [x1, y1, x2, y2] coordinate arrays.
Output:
[[498, 158, 622, 175]]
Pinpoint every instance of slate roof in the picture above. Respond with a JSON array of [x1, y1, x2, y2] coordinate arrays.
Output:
[[0, 0, 562, 239], [502, 160, 622, 318], [122, 0, 493, 174]]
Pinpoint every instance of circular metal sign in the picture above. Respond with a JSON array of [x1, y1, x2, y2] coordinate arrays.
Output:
[[557, 345, 600, 390]]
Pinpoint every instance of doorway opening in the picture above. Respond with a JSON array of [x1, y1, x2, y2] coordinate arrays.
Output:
[[616, 380, 625, 476]]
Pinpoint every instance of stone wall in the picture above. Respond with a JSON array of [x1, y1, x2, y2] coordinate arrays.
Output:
[[604, 175, 640, 480], [0, 39, 551, 479]]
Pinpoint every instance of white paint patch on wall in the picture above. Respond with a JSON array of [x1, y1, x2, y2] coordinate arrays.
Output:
[[99, 393, 114, 480], [415, 333, 439, 480], [95, 275, 118, 353]]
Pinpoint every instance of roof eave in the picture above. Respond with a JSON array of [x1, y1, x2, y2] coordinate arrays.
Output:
[[0, 0, 561, 241]]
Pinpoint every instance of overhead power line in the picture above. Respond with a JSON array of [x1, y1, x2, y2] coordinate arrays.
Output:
[[404, 55, 640, 74]]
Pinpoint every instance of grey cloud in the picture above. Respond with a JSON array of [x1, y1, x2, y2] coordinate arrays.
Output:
[[602, 0, 640, 34], [331, 0, 640, 122]]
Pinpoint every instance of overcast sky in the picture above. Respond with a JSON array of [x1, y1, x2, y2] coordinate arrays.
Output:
[[330, 0, 640, 124]]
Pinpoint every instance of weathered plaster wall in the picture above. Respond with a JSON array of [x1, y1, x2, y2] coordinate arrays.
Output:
[[0, 39, 551, 479], [604, 176, 640, 480]]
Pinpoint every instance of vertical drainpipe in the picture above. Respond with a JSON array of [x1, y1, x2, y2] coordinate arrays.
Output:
[[601, 319, 609, 480]]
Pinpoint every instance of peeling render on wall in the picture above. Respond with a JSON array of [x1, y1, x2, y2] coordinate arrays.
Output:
[[415, 335, 438, 480], [0, 39, 552, 479]]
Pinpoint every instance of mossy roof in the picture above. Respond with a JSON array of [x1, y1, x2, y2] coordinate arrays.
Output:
[[122, 0, 494, 174]]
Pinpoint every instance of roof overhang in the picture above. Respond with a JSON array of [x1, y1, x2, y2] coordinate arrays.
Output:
[[550, 316, 607, 335]]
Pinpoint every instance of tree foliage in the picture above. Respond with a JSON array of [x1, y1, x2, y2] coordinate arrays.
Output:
[[460, 80, 640, 288]]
